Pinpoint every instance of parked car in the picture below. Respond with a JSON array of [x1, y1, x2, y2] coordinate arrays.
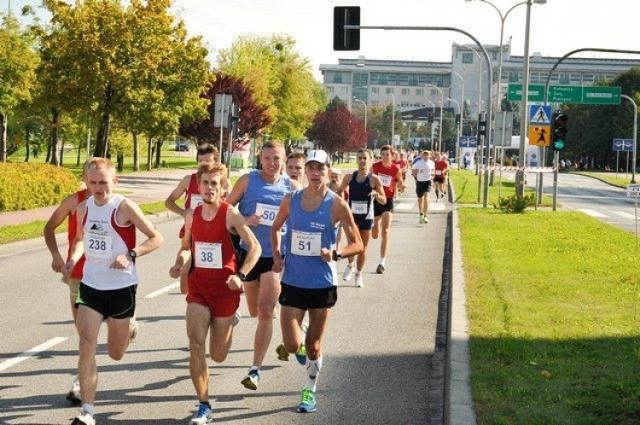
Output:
[[175, 141, 189, 151]]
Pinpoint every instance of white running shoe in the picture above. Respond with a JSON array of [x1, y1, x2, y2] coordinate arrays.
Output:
[[355, 273, 364, 288], [66, 377, 81, 404], [71, 411, 95, 425], [129, 319, 139, 343], [342, 264, 354, 281]]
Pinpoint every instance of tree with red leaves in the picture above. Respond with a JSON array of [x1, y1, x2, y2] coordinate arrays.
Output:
[[180, 72, 270, 144], [306, 103, 366, 156]]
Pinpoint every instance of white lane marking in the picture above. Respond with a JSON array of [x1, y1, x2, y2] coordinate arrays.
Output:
[[0, 337, 68, 372], [395, 203, 414, 211], [429, 202, 446, 211], [578, 208, 608, 218], [612, 211, 639, 220], [144, 282, 180, 299]]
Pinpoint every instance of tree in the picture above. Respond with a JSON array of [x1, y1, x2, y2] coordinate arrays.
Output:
[[0, 14, 38, 162], [306, 103, 365, 154]]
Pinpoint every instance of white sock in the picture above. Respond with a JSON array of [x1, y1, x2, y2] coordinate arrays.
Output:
[[379, 257, 386, 267], [249, 365, 259, 373], [82, 403, 94, 416], [304, 356, 323, 392]]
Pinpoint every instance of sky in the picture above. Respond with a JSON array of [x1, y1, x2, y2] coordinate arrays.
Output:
[[7, 0, 640, 81]]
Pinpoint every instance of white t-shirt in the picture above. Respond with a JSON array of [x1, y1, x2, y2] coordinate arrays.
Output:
[[412, 159, 435, 182]]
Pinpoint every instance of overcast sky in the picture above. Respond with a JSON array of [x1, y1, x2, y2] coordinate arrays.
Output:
[[7, 0, 640, 80]]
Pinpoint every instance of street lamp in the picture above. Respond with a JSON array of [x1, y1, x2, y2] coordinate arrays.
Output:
[[425, 84, 444, 152], [388, 92, 396, 147], [353, 97, 368, 146], [449, 70, 465, 140], [458, 45, 483, 116], [447, 98, 462, 169], [425, 101, 437, 150]]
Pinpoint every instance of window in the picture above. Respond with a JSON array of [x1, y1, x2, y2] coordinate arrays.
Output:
[[430, 89, 439, 96], [508, 71, 519, 83], [398, 74, 410, 86], [385, 87, 394, 95], [559, 73, 570, 84], [401, 88, 410, 95], [462, 52, 474, 64], [387, 74, 397, 85], [583, 74, 594, 84], [416, 88, 424, 96], [341, 86, 350, 94], [371, 87, 379, 94], [327, 86, 334, 93], [570, 73, 581, 84]]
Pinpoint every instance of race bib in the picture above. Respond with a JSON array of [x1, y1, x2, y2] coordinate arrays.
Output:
[[195, 242, 222, 269], [291, 230, 322, 257], [86, 230, 112, 259], [255, 202, 279, 226], [378, 173, 392, 187], [419, 168, 430, 178], [435, 170, 442, 176], [351, 201, 368, 215], [190, 194, 203, 208]]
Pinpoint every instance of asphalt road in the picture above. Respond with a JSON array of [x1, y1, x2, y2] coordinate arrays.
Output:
[[0, 181, 449, 424]]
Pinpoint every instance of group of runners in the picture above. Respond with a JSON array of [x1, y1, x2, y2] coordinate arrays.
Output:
[[44, 141, 447, 425]]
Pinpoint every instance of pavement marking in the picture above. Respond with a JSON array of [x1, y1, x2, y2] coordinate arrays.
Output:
[[612, 211, 639, 220], [0, 337, 68, 372], [578, 208, 608, 218], [144, 282, 180, 299], [395, 202, 414, 211]]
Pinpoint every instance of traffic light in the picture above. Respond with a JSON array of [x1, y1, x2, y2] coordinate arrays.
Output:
[[552, 109, 568, 151], [478, 113, 486, 136], [428, 112, 434, 123], [455, 113, 461, 125], [333, 7, 360, 51]]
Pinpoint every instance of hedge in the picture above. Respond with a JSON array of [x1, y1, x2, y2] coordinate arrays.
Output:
[[0, 163, 80, 212]]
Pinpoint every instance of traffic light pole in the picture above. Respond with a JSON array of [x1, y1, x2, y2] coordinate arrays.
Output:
[[621, 95, 637, 184]]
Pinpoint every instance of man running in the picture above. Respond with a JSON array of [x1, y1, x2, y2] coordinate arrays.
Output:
[[336, 148, 386, 287], [371, 145, 406, 274], [225, 140, 301, 390], [270, 149, 363, 413], [433, 152, 449, 201], [169, 162, 261, 424], [64, 157, 163, 425], [286, 152, 306, 185], [412, 151, 435, 224]]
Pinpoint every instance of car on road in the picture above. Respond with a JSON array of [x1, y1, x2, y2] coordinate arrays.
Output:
[[175, 141, 189, 151]]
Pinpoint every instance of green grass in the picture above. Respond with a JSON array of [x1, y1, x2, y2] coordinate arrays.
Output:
[[450, 169, 552, 207], [0, 220, 56, 245], [570, 171, 636, 188], [458, 208, 640, 424]]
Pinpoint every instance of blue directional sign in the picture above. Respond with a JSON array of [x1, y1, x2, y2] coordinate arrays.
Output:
[[459, 136, 477, 148], [529, 104, 552, 125], [612, 138, 634, 152]]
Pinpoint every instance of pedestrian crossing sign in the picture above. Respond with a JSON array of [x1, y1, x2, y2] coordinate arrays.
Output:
[[528, 125, 551, 147], [529, 104, 552, 125]]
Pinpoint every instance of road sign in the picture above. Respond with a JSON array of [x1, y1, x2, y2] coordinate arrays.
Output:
[[529, 104, 552, 125], [459, 136, 477, 148], [583, 86, 621, 105], [548, 85, 582, 103], [627, 184, 640, 197], [528, 125, 551, 147], [612, 138, 634, 152], [507, 84, 545, 102]]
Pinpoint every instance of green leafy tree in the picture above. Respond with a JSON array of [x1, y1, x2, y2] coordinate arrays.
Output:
[[0, 14, 38, 162]]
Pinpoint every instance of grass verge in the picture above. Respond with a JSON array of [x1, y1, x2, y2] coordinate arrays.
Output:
[[570, 171, 634, 188], [458, 207, 640, 424]]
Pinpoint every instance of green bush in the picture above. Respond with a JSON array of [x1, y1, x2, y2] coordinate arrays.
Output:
[[0, 163, 79, 212], [492, 194, 535, 213]]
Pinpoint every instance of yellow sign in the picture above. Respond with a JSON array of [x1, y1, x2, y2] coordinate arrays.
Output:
[[528, 125, 551, 147]]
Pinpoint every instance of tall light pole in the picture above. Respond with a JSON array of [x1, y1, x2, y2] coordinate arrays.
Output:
[[426, 101, 436, 150], [458, 45, 483, 116], [425, 84, 444, 152], [388, 92, 396, 147], [447, 98, 462, 168], [353, 97, 368, 146], [449, 70, 465, 139]]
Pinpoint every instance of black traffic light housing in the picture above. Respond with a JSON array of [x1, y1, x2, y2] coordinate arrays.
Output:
[[455, 113, 461, 125], [333, 7, 360, 51], [552, 109, 568, 151], [427, 112, 434, 123]]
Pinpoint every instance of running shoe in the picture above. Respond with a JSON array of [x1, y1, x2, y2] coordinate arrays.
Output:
[[129, 319, 138, 343], [341, 264, 354, 281], [355, 273, 364, 288], [241, 369, 260, 390], [276, 343, 289, 361], [66, 377, 81, 405], [232, 312, 241, 327], [423, 215, 429, 224], [71, 411, 95, 425], [376, 264, 385, 274], [297, 389, 317, 413], [294, 344, 307, 365], [189, 403, 213, 425], [419, 213, 424, 223]]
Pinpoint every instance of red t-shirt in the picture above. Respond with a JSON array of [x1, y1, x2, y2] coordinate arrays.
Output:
[[179, 173, 201, 238], [67, 189, 87, 279], [188, 202, 239, 296], [372, 161, 400, 198], [434, 160, 449, 178]]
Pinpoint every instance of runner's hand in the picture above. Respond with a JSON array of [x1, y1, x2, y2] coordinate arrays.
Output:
[[110, 254, 130, 270], [62, 260, 76, 278], [272, 255, 284, 273], [226, 274, 243, 291], [169, 264, 181, 279], [245, 214, 261, 227], [320, 248, 332, 263], [52, 253, 66, 273]]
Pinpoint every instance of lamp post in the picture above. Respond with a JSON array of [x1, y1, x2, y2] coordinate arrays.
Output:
[[425, 84, 444, 152], [426, 101, 436, 150], [447, 98, 462, 168], [450, 70, 465, 140], [458, 45, 483, 116], [388, 93, 396, 147], [353, 97, 368, 147]]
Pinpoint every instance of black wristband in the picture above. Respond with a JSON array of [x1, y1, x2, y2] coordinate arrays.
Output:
[[332, 250, 341, 261]]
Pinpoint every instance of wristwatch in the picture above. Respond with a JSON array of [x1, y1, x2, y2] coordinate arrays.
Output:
[[128, 249, 137, 260], [332, 250, 342, 261], [236, 271, 247, 281]]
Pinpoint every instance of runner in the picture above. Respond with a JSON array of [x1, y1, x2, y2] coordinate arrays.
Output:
[[433, 152, 449, 201], [336, 148, 387, 287], [44, 161, 97, 405], [412, 151, 435, 224], [371, 145, 406, 274], [168, 162, 261, 424], [393, 150, 409, 183], [328, 168, 356, 282], [270, 149, 363, 413], [63, 157, 163, 425], [286, 152, 306, 185], [225, 140, 301, 390]]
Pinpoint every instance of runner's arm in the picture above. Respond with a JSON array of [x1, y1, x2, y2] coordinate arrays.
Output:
[[336, 173, 351, 197], [44, 193, 76, 273], [164, 175, 190, 218], [118, 199, 164, 264], [63, 202, 87, 276], [330, 198, 363, 260], [170, 210, 193, 278], [370, 175, 387, 205], [227, 206, 262, 290], [270, 193, 291, 273], [223, 173, 249, 206], [396, 169, 406, 192]]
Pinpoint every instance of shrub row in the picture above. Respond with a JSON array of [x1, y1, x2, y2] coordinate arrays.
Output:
[[0, 163, 79, 212]]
